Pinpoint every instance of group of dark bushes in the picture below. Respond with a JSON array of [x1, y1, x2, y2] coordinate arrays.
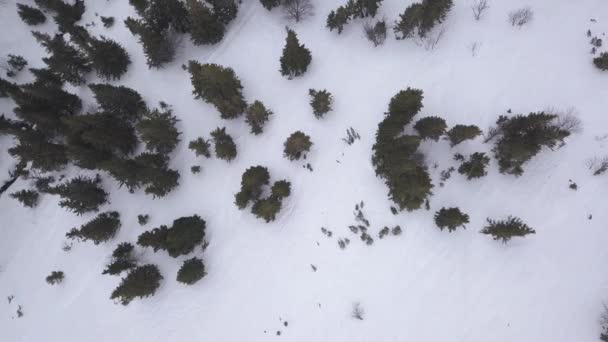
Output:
[[235, 166, 291, 222]]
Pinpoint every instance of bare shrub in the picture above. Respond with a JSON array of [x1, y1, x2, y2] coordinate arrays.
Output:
[[545, 107, 583, 135], [283, 0, 313, 23], [363, 19, 387, 47], [352, 302, 364, 320], [587, 156, 608, 176], [422, 27, 446, 51], [471, 0, 489, 21], [508, 7, 533, 27]]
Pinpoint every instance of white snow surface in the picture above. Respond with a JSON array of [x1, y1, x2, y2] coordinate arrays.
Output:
[[1, 0, 608, 341]]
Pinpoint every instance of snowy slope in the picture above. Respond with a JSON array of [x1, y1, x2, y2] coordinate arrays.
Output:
[[1, 0, 608, 341]]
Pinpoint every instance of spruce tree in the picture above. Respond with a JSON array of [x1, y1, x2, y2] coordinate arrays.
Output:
[[136, 107, 181, 155], [17, 4, 47, 26], [446, 124, 481, 146], [187, 61, 247, 119], [125, 18, 177, 68], [234, 165, 270, 209], [10, 189, 39, 208], [51, 175, 108, 215], [31, 31, 91, 85], [210, 127, 237, 161], [66, 211, 121, 244], [29, 67, 63, 87], [414, 116, 447, 141], [144, 0, 190, 33], [138, 215, 206, 257], [9, 129, 68, 172], [308, 89, 333, 119], [208, 0, 238, 25], [284, 131, 312, 161], [280, 28, 312, 79], [176, 257, 206, 285], [103, 242, 137, 275], [458, 152, 490, 180], [110, 264, 162, 305], [64, 112, 138, 157], [386, 162, 433, 211], [0, 77, 19, 98], [434, 207, 469, 232], [51, 0, 85, 33], [326, 6, 351, 34], [245, 100, 273, 135], [251, 196, 282, 222], [187, 0, 225, 45], [594, 53, 608, 71], [89, 83, 147, 122], [137, 225, 169, 252], [188, 137, 211, 157], [271, 180, 291, 199], [393, 3, 423, 39], [394, 0, 453, 39], [480, 216, 535, 244], [143, 166, 180, 198], [84, 37, 131, 80]]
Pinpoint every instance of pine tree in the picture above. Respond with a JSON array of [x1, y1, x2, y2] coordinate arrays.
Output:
[[10, 189, 39, 208], [187, 61, 247, 119], [84, 37, 131, 80], [480, 216, 535, 244], [89, 83, 147, 122], [187, 0, 225, 45], [125, 18, 177, 68], [143, 166, 180, 198], [66, 211, 121, 244], [394, 0, 453, 39], [136, 107, 181, 155], [414, 116, 447, 141], [64, 112, 138, 157], [137, 225, 170, 252], [434, 207, 469, 232], [176, 257, 206, 285], [386, 163, 433, 211], [110, 264, 162, 305], [326, 6, 351, 34], [458, 152, 490, 180], [144, 0, 190, 33], [245, 101, 273, 135], [208, 0, 238, 25], [271, 180, 291, 199], [446, 124, 481, 146], [394, 3, 423, 39], [594, 53, 608, 71], [0, 77, 19, 98], [308, 89, 333, 119], [251, 196, 282, 222], [17, 4, 47, 26], [103, 242, 137, 275], [138, 215, 206, 257], [234, 165, 270, 209], [259, 0, 281, 10], [351, 0, 383, 18], [32, 31, 91, 85], [280, 28, 312, 79], [51, 175, 108, 215], [211, 127, 237, 161], [188, 137, 211, 157], [284, 131, 312, 161], [46, 271, 65, 285], [29, 67, 63, 87], [5, 55, 28, 78], [9, 129, 68, 172], [129, 0, 148, 16]]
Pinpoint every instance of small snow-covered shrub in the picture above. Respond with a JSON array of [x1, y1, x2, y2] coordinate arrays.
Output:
[[188, 137, 211, 158], [46, 271, 65, 285], [594, 52, 608, 71]]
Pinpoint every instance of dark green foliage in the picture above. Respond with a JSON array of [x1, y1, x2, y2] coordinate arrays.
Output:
[[176, 257, 206, 285], [0, 115, 24, 136], [10, 189, 39, 208], [89, 83, 147, 122], [138, 215, 206, 258], [0, 77, 19, 98], [283, 131, 312, 160], [480, 216, 535, 243], [326, 6, 351, 34], [211, 127, 237, 161], [32, 31, 91, 85], [29, 67, 63, 87], [187, 61, 247, 119], [84, 37, 131, 80], [394, 0, 453, 39], [9, 130, 68, 172], [17, 4, 47, 26], [251, 196, 282, 222], [46, 271, 64, 285], [492, 113, 570, 176], [188, 137, 211, 157], [309, 89, 333, 119], [350, 0, 383, 18], [234, 165, 270, 209], [125, 18, 177, 68], [103, 242, 137, 275], [434, 207, 469, 232], [191, 165, 201, 174], [280, 29, 312, 79], [458, 152, 490, 180], [259, 0, 281, 10], [101, 16, 115, 28], [110, 264, 162, 305], [35, 0, 85, 32], [187, 0, 225, 45], [136, 107, 180, 155], [129, 0, 148, 15], [144, 0, 190, 33], [414, 116, 447, 141], [271, 180, 291, 199], [594, 53, 608, 71], [66, 211, 120, 244], [51, 175, 108, 215], [245, 101, 273, 135], [34, 176, 55, 193], [208, 0, 238, 25], [65, 112, 138, 157], [446, 124, 481, 146], [6, 55, 28, 77], [364, 19, 387, 46], [138, 214, 149, 225]]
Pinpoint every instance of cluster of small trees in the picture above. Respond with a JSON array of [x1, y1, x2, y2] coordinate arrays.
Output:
[[138, 215, 206, 258], [326, 0, 383, 34], [235, 166, 291, 222], [394, 0, 453, 39]]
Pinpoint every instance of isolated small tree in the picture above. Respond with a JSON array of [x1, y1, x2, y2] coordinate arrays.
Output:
[[17, 4, 47, 25], [446, 124, 481, 146], [188, 137, 211, 157], [283, 0, 313, 23], [271, 180, 291, 199], [234, 165, 270, 209], [85, 37, 131, 80], [188, 61, 247, 119], [103, 242, 137, 275], [480, 216, 535, 243], [259, 0, 281, 10], [594, 52, 608, 71], [251, 196, 282, 222], [187, 0, 225, 45], [308, 89, 333, 119], [283, 131, 312, 160], [508, 7, 533, 27], [245, 101, 273, 135], [414, 116, 447, 141], [110, 264, 162, 305], [101, 16, 115, 28], [326, 6, 351, 34], [136, 107, 181, 155], [363, 19, 387, 46], [434, 207, 469, 232], [66, 211, 121, 244], [10, 189, 39, 208], [471, 0, 489, 21], [211, 127, 237, 161], [89, 83, 147, 122], [176, 257, 206, 285], [46, 271, 65, 285], [280, 28, 312, 79], [458, 152, 490, 179]]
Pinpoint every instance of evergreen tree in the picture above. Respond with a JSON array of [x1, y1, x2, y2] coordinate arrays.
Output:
[[351, 0, 383, 18], [65, 112, 138, 157], [280, 28, 312, 79], [386, 162, 433, 211], [29, 67, 63, 87], [53, 0, 85, 33], [125, 18, 177, 68], [0, 77, 19, 98], [208, 0, 238, 25], [138, 215, 206, 258], [89, 83, 147, 122], [251, 196, 282, 222], [393, 2, 423, 39], [46, 271, 65, 285], [414, 116, 447, 141], [32, 31, 91, 85], [144, 0, 190, 33], [136, 107, 181, 155], [143, 166, 180, 198], [110, 264, 162, 305], [187, 61, 247, 119], [129, 0, 148, 16], [308, 89, 333, 119], [394, 0, 453, 39], [594, 52, 608, 71], [9, 129, 68, 172], [5, 55, 28, 78], [103, 242, 137, 276], [259, 0, 281, 10], [84, 37, 131, 80], [66, 211, 121, 244], [137, 225, 169, 252], [326, 6, 351, 34], [17, 4, 47, 26], [187, 0, 225, 45], [211, 127, 237, 161], [283, 131, 312, 161], [271, 180, 291, 199], [446, 124, 481, 146], [176, 257, 206, 285], [245, 100, 273, 135], [480, 216, 535, 244], [188, 137, 211, 157], [234, 165, 270, 209], [458, 152, 490, 180], [101, 16, 115, 28], [434, 207, 469, 232], [10, 189, 39, 208], [51, 175, 108, 215]]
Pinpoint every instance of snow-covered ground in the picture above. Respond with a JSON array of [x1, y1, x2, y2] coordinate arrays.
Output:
[[2, 0, 608, 341]]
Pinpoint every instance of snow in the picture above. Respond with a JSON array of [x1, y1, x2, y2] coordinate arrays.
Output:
[[1, 0, 608, 341]]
